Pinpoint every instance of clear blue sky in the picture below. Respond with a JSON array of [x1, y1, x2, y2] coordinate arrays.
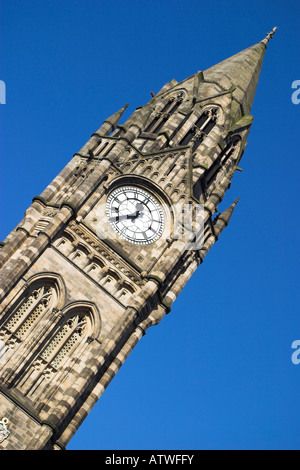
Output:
[[1, 0, 299, 450]]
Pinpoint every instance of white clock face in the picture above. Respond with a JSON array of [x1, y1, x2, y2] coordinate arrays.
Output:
[[106, 186, 164, 244]]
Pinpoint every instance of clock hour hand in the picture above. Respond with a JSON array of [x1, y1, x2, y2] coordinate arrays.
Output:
[[126, 203, 144, 221], [109, 202, 145, 223], [126, 212, 139, 221], [128, 204, 145, 221], [109, 211, 141, 223]]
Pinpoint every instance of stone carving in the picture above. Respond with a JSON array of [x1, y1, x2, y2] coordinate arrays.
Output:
[[67, 223, 144, 287], [43, 208, 58, 218]]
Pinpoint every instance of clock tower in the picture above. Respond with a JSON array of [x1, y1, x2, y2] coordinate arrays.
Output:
[[0, 29, 276, 450]]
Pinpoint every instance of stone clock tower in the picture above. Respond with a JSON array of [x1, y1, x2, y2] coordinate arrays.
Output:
[[0, 29, 276, 450]]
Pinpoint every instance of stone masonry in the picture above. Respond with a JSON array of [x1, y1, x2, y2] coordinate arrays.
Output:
[[0, 29, 276, 450]]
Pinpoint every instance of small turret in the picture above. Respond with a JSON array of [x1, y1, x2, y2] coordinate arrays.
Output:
[[213, 198, 240, 236], [96, 103, 129, 136]]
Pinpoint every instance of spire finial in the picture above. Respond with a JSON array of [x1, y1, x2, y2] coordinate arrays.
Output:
[[96, 103, 129, 136], [261, 26, 278, 46], [213, 198, 240, 236]]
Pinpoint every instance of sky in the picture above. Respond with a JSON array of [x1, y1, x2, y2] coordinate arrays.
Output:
[[0, 0, 299, 451]]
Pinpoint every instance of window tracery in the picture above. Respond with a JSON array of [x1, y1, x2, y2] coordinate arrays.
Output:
[[16, 311, 91, 399], [179, 107, 219, 149], [34, 314, 87, 373], [145, 92, 185, 134], [0, 285, 54, 349]]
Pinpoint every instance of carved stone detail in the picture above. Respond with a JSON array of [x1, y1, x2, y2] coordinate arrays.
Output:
[[66, 222, 144, 287]]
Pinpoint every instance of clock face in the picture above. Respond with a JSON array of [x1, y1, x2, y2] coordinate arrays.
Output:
[[106, 186, 164, 244]]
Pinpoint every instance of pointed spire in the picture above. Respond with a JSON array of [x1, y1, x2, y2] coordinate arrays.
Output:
[[121, 100, 155, 134], [105, 103, 129, 126], [260, 26, 278, 48], [197, 198, 239, 263], [96, 103, 129, 136], [156, 79, 178, 97], [202, 30, 276, 116], [111, 102, 155, 146], [213, 198, 240, 236], [136, 103, 154, 130], [204, 168, 235, 215]]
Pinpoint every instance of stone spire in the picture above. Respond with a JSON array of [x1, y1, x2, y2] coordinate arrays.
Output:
[[260, 26, 278, 48], [213, 198, 240, 236], [202, 29, 277, 116], [96, 103, 129, 135]]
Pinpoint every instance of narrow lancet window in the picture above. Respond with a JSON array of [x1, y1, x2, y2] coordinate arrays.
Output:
[[145, 93, 184, 133], [180, 108, 218, 148], [16, 312, 89, 399], [0, 285, 54, 349]]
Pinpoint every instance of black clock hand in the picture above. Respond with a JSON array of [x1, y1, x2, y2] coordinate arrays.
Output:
[[109, 211, 141, 223], [124, 203, 145, 222], [127, 212, 139, 221], [127, 209, 145, 221]]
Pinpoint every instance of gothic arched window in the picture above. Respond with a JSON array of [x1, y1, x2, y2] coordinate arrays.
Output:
[[179, 107, 219, 149], [0, 275, 65, 388], [34, 314, 87, 372], [206, 134, 242, 187], [145, 92, 184, 133], [0, 283, 56, 351], [16, 310, 92, 399]]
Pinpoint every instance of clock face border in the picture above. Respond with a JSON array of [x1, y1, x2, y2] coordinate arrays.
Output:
[[106, 186, 165, 245]]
